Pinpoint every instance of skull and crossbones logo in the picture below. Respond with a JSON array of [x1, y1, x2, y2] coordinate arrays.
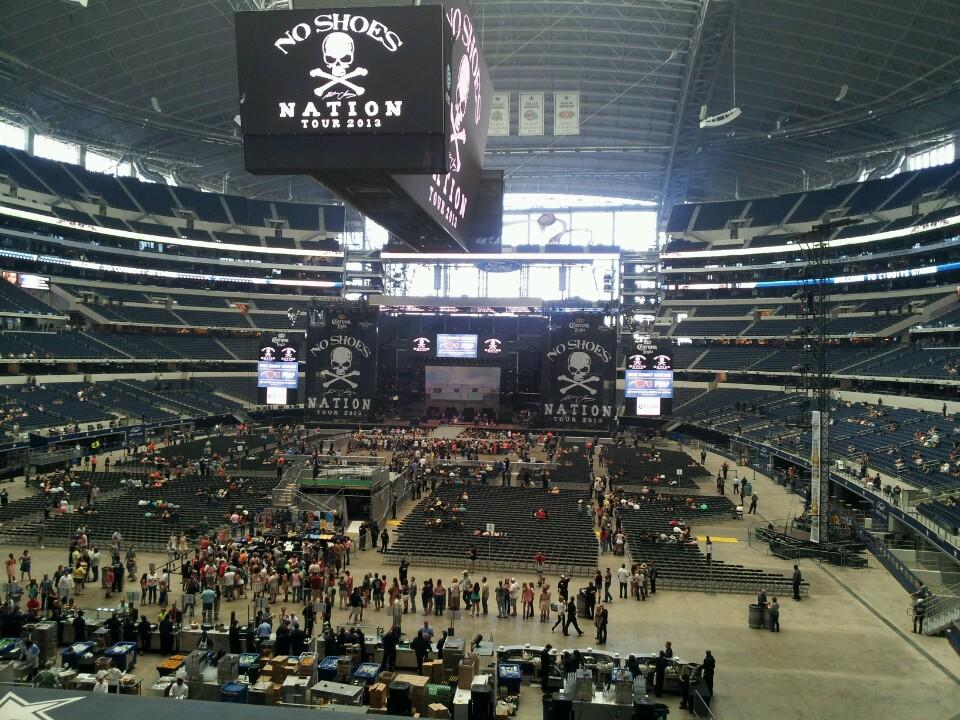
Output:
[[319, 346, 360, 389], [449, 55, 471, 173], [310, 32, 369, 98], [557, 351, 600, 395]]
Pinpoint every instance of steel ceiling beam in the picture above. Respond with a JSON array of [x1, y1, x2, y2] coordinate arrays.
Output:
[[657, 0, 736, 228]]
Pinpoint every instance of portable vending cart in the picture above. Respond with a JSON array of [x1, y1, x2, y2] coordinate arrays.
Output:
[[317, 655, 340, 681], [498, 663, 522, 695], [60, 641, 96, 669], [353, 661, 382, 704], [103, 641, 137, 672], [239, 653, 262, 681]]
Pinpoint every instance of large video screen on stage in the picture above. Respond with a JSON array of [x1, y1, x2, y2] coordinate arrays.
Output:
[[436, 334, 478, 358], [425, 365, 500, 400]]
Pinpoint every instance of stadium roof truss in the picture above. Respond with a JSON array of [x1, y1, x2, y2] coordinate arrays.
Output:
[[0, 0, 958, 215]]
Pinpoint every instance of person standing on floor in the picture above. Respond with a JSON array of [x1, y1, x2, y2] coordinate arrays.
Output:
[[705, 537, 713, 566], [756, 588, 768, 628], [768, 597, 780, 632], [603, 568, 613, 602], [912, 592, 926, 634], [748, 493, 758, 514], [700, 650, 716, 695], [618, 564, 629, 599], [792, 565, 803, 601], [594, 603, 608, 644], [653, 651, 668, 697], [563, 597, 583, 637]]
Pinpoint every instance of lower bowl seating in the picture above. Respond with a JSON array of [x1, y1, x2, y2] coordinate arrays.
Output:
[[386, 486, 597, 575]]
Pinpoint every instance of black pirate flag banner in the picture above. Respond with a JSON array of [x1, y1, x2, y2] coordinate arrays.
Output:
[[306, 309, 378, 419], [541, 313, 616, 427]]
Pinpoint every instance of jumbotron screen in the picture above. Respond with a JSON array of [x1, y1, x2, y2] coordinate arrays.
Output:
[[257, 361, 299, 389], [436, 334, 478, 358], [624, 369, 674, 398]]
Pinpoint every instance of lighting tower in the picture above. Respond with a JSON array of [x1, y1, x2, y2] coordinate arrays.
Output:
[[795, 217, 860, 544]]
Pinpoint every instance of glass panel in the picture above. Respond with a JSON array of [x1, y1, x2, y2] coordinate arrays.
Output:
[[0, 121, 27, 151], [33, 134, 80, 164]]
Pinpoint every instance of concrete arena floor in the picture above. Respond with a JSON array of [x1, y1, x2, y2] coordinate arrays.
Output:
[[2, 445, 959, 720]]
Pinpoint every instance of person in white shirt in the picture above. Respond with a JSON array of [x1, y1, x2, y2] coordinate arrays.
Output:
[[170, 677, 188, 699], [617, 564, 629, 599], [107, 664, 123, 690], [93, 671, 110, 694]]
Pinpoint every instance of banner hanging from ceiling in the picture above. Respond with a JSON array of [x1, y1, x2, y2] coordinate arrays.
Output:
[[554, 91, 580, 135], [488, 92, 510, 136], [541, 313, 616, 428], [518, 92, 544, 136], [306, 309, 378, 419]]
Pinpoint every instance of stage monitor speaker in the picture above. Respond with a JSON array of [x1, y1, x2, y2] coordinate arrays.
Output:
[[388, 681, 412, 716]]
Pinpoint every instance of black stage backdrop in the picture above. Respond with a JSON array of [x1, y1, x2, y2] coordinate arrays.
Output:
[[541, 313, 616, 428], [306, 309, 378, 420]]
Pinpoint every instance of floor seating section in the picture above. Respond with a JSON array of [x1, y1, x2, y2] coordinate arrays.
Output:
[[604, 447, 706, 488], [0, 470, 279, 549], [387, 486, 597, 573], [550, 440, 594, 483], [620, 499, 806, 595]]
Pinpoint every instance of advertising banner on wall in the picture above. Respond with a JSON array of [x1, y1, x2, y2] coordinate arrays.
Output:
[[518, 92, 544, 136], [306, 310, 378, 419], [553, 91, 580, 135], [488, 92, 510, 136], [542, 313, 616, 427], [810, 409, 822, 543]]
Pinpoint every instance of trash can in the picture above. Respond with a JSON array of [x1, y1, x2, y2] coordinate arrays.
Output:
[[742, 481, 753, 497], [748, 603, 763, 629], [576, 590, 589, 618], [220, 682, 249, 703]]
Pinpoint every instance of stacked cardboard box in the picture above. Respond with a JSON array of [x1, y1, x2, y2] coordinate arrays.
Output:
[[426, 703, 449, 719], [395, 672, 430, 713], [457, 657, 479, 689], [297, 653, 317, 678], [368, 682, 388, 709], [379, 670, 396, 688]]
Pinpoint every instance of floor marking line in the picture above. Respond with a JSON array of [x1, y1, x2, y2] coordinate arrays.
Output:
[[818, 565, 960, 686]]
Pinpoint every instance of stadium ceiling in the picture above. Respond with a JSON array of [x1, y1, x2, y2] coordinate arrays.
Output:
[[1, 0, 959, 218]]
